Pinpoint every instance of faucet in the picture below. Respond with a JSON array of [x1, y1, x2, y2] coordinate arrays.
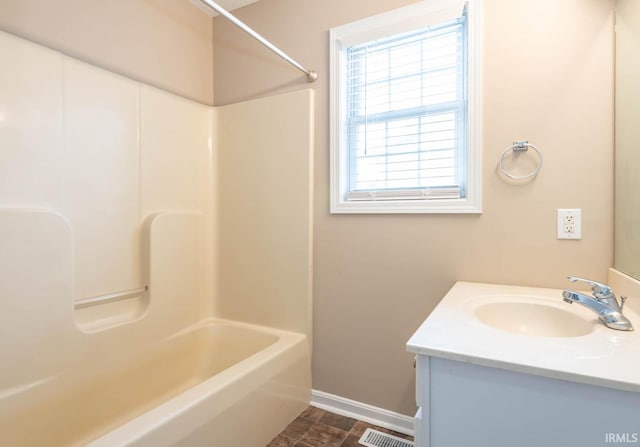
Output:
[[562, 276, 633, 331]]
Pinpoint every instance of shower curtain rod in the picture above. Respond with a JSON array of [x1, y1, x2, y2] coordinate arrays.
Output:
[[199, 0, 318, 82]]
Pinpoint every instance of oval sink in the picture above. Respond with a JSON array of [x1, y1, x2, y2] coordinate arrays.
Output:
[[475, 301, 594, 337]]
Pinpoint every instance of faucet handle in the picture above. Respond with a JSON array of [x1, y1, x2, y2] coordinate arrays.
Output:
[[620, 296, 627, 313], [566, 276, 615, 299]]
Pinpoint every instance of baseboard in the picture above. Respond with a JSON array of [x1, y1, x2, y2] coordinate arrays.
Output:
[[310, 389, 415, 436]]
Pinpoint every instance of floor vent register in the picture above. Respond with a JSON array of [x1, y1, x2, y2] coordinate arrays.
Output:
[[358, 428, 414, 447]]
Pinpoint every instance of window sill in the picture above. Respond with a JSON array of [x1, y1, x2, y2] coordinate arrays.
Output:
[[330, 198, 482, 214]]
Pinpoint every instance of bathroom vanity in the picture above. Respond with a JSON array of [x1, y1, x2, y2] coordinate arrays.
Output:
[[407, 282, 640, 447]]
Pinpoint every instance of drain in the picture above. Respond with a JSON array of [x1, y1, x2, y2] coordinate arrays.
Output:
[[358, 428, 414, 447]]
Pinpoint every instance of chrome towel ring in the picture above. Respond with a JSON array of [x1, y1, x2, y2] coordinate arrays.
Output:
[[499, 140, 543, 180]]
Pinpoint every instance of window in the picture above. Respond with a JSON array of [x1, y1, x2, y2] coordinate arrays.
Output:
[[330, 0, 481, 213]]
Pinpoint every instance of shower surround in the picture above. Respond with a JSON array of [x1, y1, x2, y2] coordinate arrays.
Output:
[[0, 30, 314, 446]]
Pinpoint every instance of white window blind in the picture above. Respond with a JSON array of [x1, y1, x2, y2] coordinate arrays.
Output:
[[345, 12, 467, 201]]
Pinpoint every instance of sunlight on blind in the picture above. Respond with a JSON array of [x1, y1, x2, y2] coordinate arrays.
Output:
[[346, 16, 466, 198]]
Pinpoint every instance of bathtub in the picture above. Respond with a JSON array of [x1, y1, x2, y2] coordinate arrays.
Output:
[[0, 319, 310, 447]]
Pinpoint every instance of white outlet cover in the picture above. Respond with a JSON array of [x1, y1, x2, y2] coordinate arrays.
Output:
[[557, 209, 582, 239]]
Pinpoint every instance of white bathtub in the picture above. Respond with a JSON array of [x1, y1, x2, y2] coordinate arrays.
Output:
[[0, 319, 310, 447]]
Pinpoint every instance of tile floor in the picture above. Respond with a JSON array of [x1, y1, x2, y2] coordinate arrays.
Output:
[[266, 406, 414, 447]]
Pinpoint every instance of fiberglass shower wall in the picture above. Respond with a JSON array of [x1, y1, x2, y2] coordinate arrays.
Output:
[[1, 28, 314, 342], [0, 29, 214, 337], [213, 90, 315, 340]]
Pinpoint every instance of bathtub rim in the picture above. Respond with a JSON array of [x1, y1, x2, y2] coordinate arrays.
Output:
[[85, 317, 310, 447]]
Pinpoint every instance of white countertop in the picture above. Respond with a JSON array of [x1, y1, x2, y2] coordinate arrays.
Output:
[[407, 281, 640, 393]]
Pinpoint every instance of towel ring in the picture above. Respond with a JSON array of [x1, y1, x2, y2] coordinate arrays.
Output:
[[499, 141, 543, 180]]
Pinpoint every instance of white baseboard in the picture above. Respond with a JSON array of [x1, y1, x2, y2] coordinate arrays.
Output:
[[310, 389, 415, 436]]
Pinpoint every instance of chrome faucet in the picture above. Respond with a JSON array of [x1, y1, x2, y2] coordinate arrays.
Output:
[[562, 276, 633, 331]]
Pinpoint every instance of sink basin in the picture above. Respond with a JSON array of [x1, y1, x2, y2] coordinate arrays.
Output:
[[407, 281, 640, 397], [475, 301, 594, 337]]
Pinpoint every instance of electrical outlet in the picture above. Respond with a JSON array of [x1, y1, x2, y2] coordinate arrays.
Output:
[[557, 209, 582, 239]]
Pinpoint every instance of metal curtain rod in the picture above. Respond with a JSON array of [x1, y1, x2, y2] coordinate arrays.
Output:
[[199, 0, 318, 82]]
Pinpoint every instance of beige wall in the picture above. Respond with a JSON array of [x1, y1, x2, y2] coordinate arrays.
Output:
[[0, 0, 213, 104], [213, 0, 615, 415]]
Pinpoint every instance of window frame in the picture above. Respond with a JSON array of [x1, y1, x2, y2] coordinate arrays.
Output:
[[329, 0, 482, 214]]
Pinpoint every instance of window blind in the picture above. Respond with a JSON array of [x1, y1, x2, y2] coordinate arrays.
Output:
[[345, 13, 467, 201]]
